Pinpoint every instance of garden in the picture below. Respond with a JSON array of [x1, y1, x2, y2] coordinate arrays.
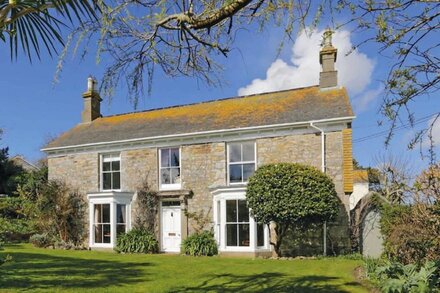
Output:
[[0, 243, 368, 292], [1, 147, 439, 292]]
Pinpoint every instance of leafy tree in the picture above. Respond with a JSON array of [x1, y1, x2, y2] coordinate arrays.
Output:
[[0, 147, 24, 196], [16, 164, 48, 201], [0, 0, 98, 60], [246, 163, 339, 257]]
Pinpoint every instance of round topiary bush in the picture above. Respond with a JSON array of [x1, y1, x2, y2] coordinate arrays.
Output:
[[115, 228, 158, 254], [246, 163, 340, 256], [182, 231, 218, 256]]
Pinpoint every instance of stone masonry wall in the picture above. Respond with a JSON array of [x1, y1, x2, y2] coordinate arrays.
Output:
[[257, 131, 347, 209], [181, 142, 226, 235], [122, 148, 158, 191], [48, 153, 99, 195], [47, 130, 349, 252]]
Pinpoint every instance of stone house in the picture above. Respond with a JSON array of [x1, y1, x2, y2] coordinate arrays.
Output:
[[42, 33, 356, 256]]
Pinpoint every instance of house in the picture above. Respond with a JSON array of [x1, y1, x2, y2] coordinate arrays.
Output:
[[42, 31, 355, 256], [10, 155, 39, 172]]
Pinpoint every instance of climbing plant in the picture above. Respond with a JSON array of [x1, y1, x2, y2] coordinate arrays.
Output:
[[133, 176, 158, 233]]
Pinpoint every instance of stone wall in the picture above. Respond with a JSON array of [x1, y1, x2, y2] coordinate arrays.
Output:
[[257, 131, 347, 210], [47, 130, 350, 253], [181, 142, 226, 234], [48, 153, 99, 195], [122, 148, 158, 191]]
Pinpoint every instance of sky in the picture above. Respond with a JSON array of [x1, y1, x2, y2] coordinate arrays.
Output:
[[0, 14, 439, 173]]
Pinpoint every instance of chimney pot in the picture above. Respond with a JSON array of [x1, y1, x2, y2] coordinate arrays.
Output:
[[87, 76, 95, 92]]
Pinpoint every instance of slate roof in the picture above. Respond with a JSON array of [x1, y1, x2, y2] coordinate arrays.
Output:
[[44, 85, 354, 149]]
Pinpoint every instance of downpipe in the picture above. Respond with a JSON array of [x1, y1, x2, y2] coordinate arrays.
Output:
[[310, 122, 327, 256]]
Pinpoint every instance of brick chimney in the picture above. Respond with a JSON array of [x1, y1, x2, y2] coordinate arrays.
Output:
[[81, 76, 102, 123], [319, 29, 338, 89]]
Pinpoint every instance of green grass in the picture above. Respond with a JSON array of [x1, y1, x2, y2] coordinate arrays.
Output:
[[0, 244, 368, 292]]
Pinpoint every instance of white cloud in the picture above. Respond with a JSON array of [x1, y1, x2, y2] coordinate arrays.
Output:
[[238, 29, 375, 100], [353, 86, 383, 113]]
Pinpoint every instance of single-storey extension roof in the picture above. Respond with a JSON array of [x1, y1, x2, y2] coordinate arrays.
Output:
[[44, 85, 354, 150]]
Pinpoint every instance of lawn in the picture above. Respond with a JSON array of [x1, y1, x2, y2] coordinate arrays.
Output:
[[0, 244, 369, 292]]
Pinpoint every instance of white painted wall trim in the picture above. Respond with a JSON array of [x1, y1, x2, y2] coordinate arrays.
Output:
[[43, 117, 354, 157]]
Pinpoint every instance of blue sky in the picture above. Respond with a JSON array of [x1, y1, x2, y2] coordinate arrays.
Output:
[[0, 19, 438, 173]]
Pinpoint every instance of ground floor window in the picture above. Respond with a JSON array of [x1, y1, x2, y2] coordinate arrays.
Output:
[[87, 192, 133, 248], [94, 204, 111, 244], [226, 200, 250, 247], [116, 204, 127, 236], [257, 223, 265, 247], [213, 191, 270, 252]]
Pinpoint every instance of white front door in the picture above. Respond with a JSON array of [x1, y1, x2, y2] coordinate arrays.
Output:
[[161, 204, 181, 252]]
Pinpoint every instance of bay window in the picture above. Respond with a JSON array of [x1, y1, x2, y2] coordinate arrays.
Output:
[[213, 188, 270, 253], [159, 147, 181, 189], [228, 142, 256, 184], [87, 192, 133, 248]]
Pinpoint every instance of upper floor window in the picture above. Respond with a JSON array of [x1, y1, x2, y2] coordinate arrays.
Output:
[[159, 147, 181, 189], [101, 154, 121, 191], [228, 142, 256, 184]]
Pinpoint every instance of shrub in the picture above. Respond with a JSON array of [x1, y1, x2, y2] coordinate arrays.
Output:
[[53, 239, 86, 250], [182, 231, 218, 256], [34, 180, 86, 246], [246, 163, 339, 256], [0, 196, 36, 241], [30, 233, 52, 248], [115, 228, 158, 254], [365, 259, 440, 292], [380, 203, 440, 264]]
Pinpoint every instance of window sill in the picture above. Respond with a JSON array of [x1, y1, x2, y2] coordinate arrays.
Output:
[[159, 184, 182, 191], [90, 243, 113, 249], [100, 189, 121, 192], [221, 246, 271, 252], [228, 182, 248, 186]]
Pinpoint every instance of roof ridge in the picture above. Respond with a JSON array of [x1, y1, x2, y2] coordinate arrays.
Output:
[[100, 85, 319, 120]]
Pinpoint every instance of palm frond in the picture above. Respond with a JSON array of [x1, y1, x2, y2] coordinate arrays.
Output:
[[0, 0, 99, 61]]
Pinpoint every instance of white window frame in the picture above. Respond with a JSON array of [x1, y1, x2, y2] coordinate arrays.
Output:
[[225, 199, 251, 247], [227, 141, 257, 185], [158, 147, 182, 190], [100, 153, 121, 192], [116, 203, 128, 236], [87, 192, 133, 248], [93, 203, 112, 245], [212, 188, 270, 253]]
